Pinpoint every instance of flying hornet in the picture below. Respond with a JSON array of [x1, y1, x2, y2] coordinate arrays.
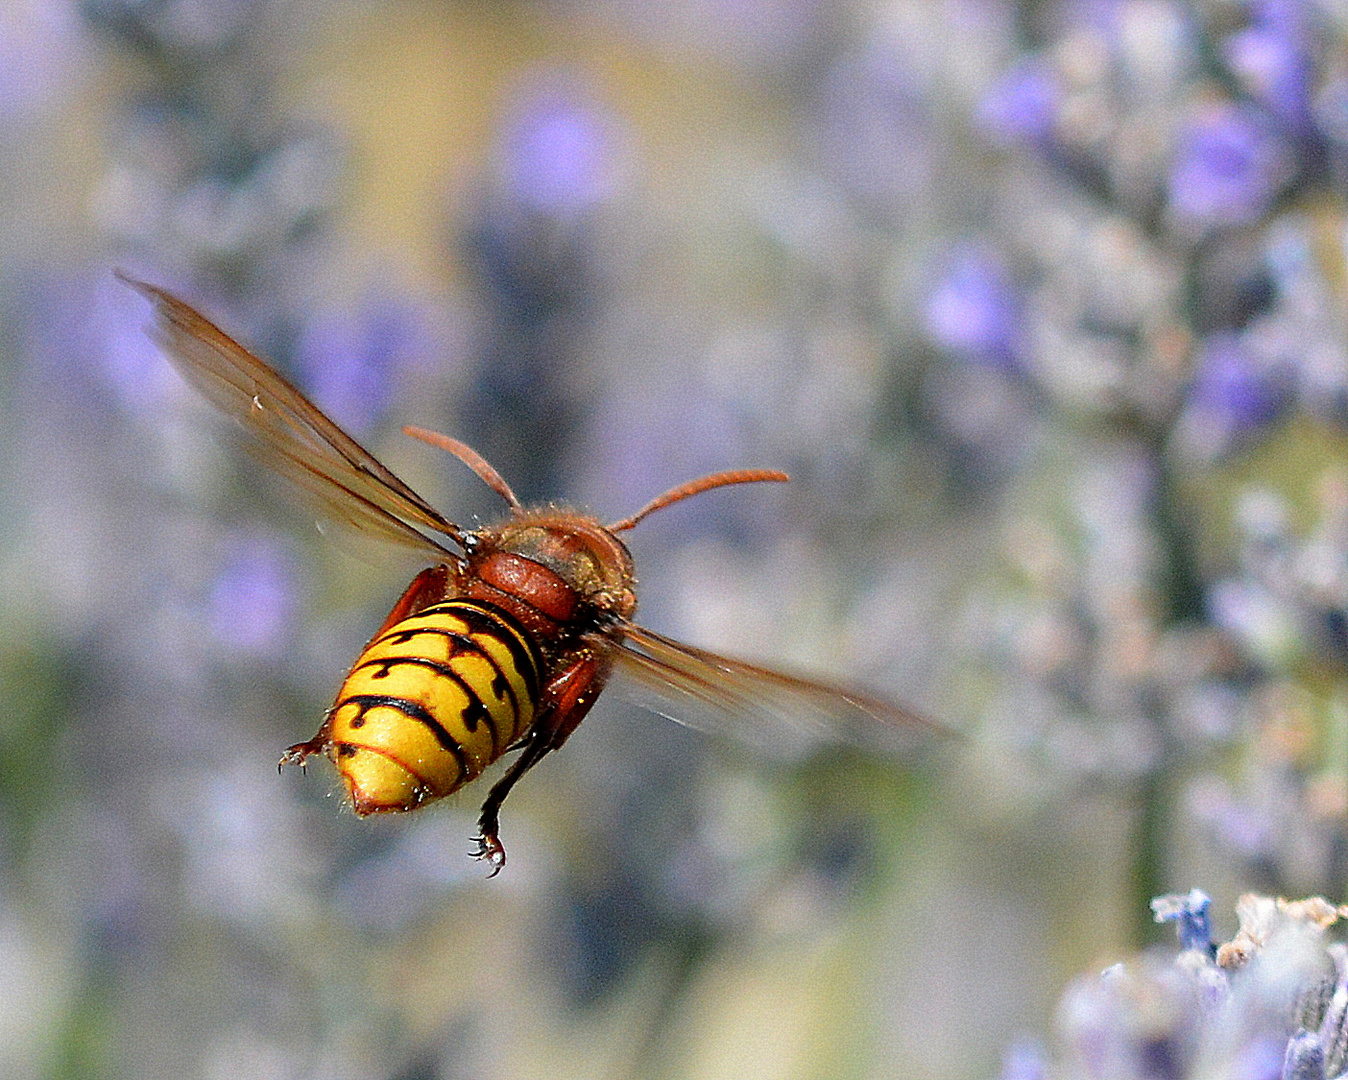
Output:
[[123, 274, 937, 875]]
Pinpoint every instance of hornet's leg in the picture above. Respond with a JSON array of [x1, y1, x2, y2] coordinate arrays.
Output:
[[278, 734, 330, 772], [472, 650, 611, 876], [472, 731, 556, 875]]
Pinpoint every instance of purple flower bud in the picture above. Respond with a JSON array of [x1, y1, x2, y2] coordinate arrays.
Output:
[[978, 60, 1060, 149], [1224, 11, 1312, 129], [924, 245, 1024, 368], [495, 80, 621, 216], [1187, 333, 1288, 431], [1168, 103, 1292, 233]]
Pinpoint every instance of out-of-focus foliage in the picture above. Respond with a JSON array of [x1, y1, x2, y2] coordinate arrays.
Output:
[[3, 1, 1348, 1078]]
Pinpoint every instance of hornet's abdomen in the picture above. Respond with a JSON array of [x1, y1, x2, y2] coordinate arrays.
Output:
[[327, 599, 543, 815]]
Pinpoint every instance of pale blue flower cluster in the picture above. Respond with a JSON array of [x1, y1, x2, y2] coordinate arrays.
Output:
[[1012, 890, 1348, 1080]]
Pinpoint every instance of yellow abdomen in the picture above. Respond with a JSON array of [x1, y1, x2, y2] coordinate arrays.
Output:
[[326, 599, 543, 815]]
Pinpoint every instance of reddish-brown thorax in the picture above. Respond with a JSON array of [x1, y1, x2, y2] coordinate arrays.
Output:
[[457, 511, 638, 643]]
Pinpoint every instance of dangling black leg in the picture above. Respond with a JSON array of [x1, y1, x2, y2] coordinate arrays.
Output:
[[472, 734, 556, 877], [472, 651, 609, 876]]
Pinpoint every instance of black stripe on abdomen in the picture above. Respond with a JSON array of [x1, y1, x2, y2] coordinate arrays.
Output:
[[353, 654, 500, 750], [338, 692, 470, 783]]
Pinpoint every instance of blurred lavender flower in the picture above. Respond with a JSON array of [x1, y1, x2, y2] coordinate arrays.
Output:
[[923, 244, 1024, 370], [461, 76, 626, 500], [86, 0, 346, 282], [296, 295, 433, 437], [468, 75, 623, 318], [978, 59, 1061, 150], [1050, 893, 1348, 1080], [496, 82, 622, 218], [1171, 331, 1291, 462], [1167, 102, 1293, 235], [1189, 334, 1289, 431], [204, 533, 298, 659], [1164, 468, 1348, 894], [1222, 1, 1314, 130]]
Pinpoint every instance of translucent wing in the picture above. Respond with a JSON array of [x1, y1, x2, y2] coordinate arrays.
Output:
[[608, 621, 948, 758], [123, 275, 460, 560]]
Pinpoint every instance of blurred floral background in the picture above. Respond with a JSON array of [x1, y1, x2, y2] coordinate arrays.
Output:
[[3, 0, 1348, 1077]]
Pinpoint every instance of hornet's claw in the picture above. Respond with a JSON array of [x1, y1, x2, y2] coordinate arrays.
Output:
[[278, 739, 325, 774], [471, 833, 507, 877]]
